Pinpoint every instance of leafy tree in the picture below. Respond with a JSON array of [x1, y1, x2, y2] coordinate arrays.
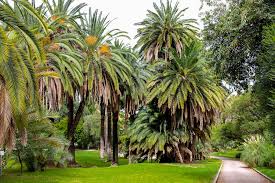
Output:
[[211, 92, 270, 150], [254, 24, 275, 139], [202, 0, 273, 90]]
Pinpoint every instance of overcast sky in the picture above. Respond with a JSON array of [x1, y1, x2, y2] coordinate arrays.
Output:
[[79, 0, 203, 44]]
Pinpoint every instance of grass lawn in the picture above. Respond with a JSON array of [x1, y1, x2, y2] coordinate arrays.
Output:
[[75, 150, 128, 167], [210, 149, 241, 159], [1, 150, 221, 183], [256, 167, 275, 180]]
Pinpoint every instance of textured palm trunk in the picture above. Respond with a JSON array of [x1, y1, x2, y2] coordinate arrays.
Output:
[[106, 103, 112, 161], [128, 145, 131, 164], [67, 95, 76, 165], [190, 134, 196, 160], [112, 94, 119, 165], [179, 144, 193, 162], [100, 101, 105, 159], [174, 143, 184, 163], [66, 95, 86, 166], [171, 113, 177, 131]]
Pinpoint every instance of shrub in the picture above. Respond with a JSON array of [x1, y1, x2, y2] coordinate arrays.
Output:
[[241, 135, 275, 167], [13, 111, 69, 172]]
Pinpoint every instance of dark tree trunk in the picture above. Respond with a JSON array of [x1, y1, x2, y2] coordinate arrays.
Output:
[[112, 94, 119, 165], [107, 103, 112, 161], [67, 95, 76, 165], [190, 134, 196, 160], [66, 94, 86, 166], [17, 150, 23, 175], [100, 100, 105, 159]]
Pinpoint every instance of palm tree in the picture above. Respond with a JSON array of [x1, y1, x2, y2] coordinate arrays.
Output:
[[0, 0, 45, 149], [146, 41, 226, 160], [43, 0, 86, 28], [81, 8, 132, 164], [81, 8, 122, 160], [128, 107, 190, 163], [135, 0, 197, 62]]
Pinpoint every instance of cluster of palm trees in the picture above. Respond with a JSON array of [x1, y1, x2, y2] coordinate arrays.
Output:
[[0, 0, 226, 166]]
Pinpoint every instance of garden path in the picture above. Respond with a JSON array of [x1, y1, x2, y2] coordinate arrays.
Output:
[[214, 157, 272, 183]]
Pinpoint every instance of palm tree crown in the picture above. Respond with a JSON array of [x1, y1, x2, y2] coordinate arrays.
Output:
[[135, 0, 198, 62], [147, 41, 226, 132]]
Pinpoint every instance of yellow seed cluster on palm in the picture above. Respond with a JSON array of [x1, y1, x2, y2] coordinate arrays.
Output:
[[42, 36, 51, 46], [85, 35, 98, 46], [99, 44, 111, 56], [49, 43, 60, 51], [51, 15, 58, 21], [58, 18, 66, 24]]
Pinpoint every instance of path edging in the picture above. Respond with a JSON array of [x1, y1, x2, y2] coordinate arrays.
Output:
[[213, 160, 223, 183], [253, 168, 275, 183]]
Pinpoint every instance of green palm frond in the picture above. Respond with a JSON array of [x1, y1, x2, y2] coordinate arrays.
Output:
[[147, 41, 226, 134], [135, 0, 198, 62]]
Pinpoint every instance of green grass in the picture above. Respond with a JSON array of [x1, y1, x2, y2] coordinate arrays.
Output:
[[76, 150, 128, 167], [210, 149, 241, 159], [1, 150, 221, 183], [256, 167, 275, 180]]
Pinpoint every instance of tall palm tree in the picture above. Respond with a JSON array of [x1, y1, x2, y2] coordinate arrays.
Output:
[[81, 8, 132, 164], [146, 41, 226, 160], [0, 0, 45, 149], [135, 0, 197, 62]]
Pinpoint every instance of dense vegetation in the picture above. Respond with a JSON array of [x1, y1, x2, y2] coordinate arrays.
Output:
[[203, 0, 274, 170], [0, 0, 274, 182]]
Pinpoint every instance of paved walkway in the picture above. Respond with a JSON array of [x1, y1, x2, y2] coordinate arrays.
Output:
[[214, 157, 272, 183]]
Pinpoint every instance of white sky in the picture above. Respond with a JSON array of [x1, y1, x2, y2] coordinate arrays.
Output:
[[79, 0, 203, 45], [9, 0, 203, 44]]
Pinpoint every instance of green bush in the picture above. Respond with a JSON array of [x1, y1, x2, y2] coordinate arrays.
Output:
[[13, 111, 69, 172], [241, 135, 275, 167]]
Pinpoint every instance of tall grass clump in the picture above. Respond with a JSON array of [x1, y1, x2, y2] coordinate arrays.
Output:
[[241, 135, 275, 167]]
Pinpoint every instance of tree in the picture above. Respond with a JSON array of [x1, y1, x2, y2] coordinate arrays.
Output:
[[254, 24, 275, 138], [211, 92, 269, 150], [145, 41, 225, 161], [201, 0, 273, 90], [0, 0, 45, 149], [81, 8, 130, 164], [135, 0, 197, 62]]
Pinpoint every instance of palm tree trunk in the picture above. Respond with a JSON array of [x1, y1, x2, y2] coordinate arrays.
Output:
[[171, 113, 176, 131], [190, 134, 197, 160], [174, 143, 184, 163], [66, 94, 87, 166], [179, 144, 192, 162], [67, 95, 76, 165], [107, 103, 112, 161], [100, 100, 105, 159], [112, 94, 119, 165]]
